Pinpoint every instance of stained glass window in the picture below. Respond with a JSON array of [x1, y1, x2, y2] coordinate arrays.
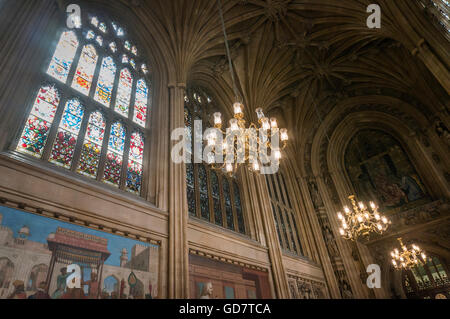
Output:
[[103, 122, 126, 186], [49, 99, 84, 168], [72, 45, 98, 95], [18, 11, 151, 197], [126, 132, 144, 194], [94, 57, 116, 107], [133, 79, 148, 127], [77, 111, 105, 178], [17, 86, 60, 157], [115, 68, 132, 117], [184, 88, 247, 234], [47, 31, 79, 83]]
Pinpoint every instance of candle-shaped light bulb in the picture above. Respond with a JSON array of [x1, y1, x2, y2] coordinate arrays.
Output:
[[230, 118, 239, 131], [261, 117, 270, 130], [370, 201, 376, 209], [255, 108, 265, 120], [377, 224, 383, 230], [233, 102, 243, 115], [358, 202, 365, 210], [274, 150, 281, 159], [375, 213, 380, 220], [344, 206, 350, 214], [280, 128, 288, 141], [357, 215, 363, 222], [270, 117, 278, 128], [226, 163, 233, 172], [382, 217, 388, 224], [213, 112, 222, 126], [339, 228, 345, 236], [253, 161, 260, 171], [392, 260, 397, 266], [337, 212, 343, 220]]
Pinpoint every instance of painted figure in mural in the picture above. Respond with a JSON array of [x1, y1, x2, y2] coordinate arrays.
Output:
[[373, 174, 409, 207], [200, 282, 213, 299], [83, 272, 100, 299], [120, 278, 126, 299], [51, 267, 70, 299], [28, 282, 50, 299], [400, 175, 424, 202], [7, 280, 27, 299]]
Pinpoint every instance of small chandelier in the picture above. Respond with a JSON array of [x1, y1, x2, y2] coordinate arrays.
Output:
[[208, 106, 288, 174], [337, 195, 391, 241], [391, 238, 427, 270]]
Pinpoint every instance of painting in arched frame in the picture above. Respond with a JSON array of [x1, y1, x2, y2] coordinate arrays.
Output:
[[345, 129, 428, 212]]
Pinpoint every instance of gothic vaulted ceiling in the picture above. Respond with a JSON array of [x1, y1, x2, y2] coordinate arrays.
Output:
[[83, 0, 449, 174]]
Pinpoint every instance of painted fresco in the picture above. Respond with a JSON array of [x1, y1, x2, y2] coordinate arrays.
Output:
[[189, 254, 272, 299], [0, 206, 159, 299], [345, 130, 428, 212]]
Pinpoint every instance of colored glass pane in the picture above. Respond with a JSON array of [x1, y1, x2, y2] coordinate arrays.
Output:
[[94, 57, 116, 107], [133, 79, 148, 127], [223, 178, 234, 230], [77, 111, 105, 178], [126, 132, 144, 194], [17, 86, 60, 157], [47, 31, 78, 83], [114, 69, 132, 117], [103, 122, 126, 186], [49, 99, 84, 168], [72, 45, 98, 95]]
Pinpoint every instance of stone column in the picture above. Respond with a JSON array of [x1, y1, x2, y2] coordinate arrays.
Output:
[[167, 83, 189, 298], [253, 173, 289, 298]]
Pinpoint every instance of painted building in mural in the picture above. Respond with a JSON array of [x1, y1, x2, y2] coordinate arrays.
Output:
[[0, 207, 159, 299]]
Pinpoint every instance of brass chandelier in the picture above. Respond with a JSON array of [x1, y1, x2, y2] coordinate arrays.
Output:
[[391, 238, 427, 270], [337, 195, 391, 241], [206, 0, 288, 175], [207, 106, 288, 174]]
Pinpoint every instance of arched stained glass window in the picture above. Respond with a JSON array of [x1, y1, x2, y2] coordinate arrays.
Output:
[[17, 86, 60, 157], [184, 87, 247, 234], [77, 111, 105, 178], [126, 132, 144, 194], [72, 45, 98, 95], [133, 79, 148, 127], [49, 99, 84, 168], [94, 56, 116, 107], [103, 122, 126, 187], [115, 68, 132, 117], [47, 31, 79, 83], [16, 11, 152, 197]]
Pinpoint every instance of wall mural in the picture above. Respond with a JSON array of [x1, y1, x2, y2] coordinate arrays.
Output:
[[189, 253, 272, 299], [0, 205, 159, 299], [345, 129, 428, 212]]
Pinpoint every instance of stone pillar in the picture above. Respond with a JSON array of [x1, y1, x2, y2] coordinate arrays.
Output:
[[167, 83, 189, 298], [253, 173, 289, 298]]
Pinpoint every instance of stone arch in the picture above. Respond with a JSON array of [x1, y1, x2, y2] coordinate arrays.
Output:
[[103, 275, 120, 298], [27, 263, 49, 291]]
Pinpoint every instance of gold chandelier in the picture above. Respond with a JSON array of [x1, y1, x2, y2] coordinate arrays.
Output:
[[207, 105, 288, 174], [337, 195, 391, 241], [206, 0, 288, 175], [391, 238, 427, 270]]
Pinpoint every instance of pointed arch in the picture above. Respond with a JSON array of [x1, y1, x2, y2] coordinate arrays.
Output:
[[72, 44, 98, 95], [47, 30, 79, 83]]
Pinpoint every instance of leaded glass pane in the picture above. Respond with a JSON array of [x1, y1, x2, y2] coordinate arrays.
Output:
[[198, 165, 210, 220], [133, 79, 148, 127], [210, 172, 222, 226], [49, 99, 84, 168], [17, 86, 60, 157], [233, 181, 245, 234], [47, 31, 78, 83], [126, 132, 144, 194], [223, 178, 234, 230], [77, 111, 105, 178], [72, 45, 98, 95], [103, 122, 126, 186], [94, 57, 116, 107], [114, 68, 132, 117]]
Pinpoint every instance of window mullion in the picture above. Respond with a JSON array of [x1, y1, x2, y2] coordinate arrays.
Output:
[[218, 174, 227, 228], [70, 108, 91, 172], [109, 61, 122, 113], [206, 169, 215, 224], [40, 95, 68, 162], [97, 116, 113, 181], [128, 75, 138, 122], [119, 124, 132, 190], [89, 53, 104, 101]]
